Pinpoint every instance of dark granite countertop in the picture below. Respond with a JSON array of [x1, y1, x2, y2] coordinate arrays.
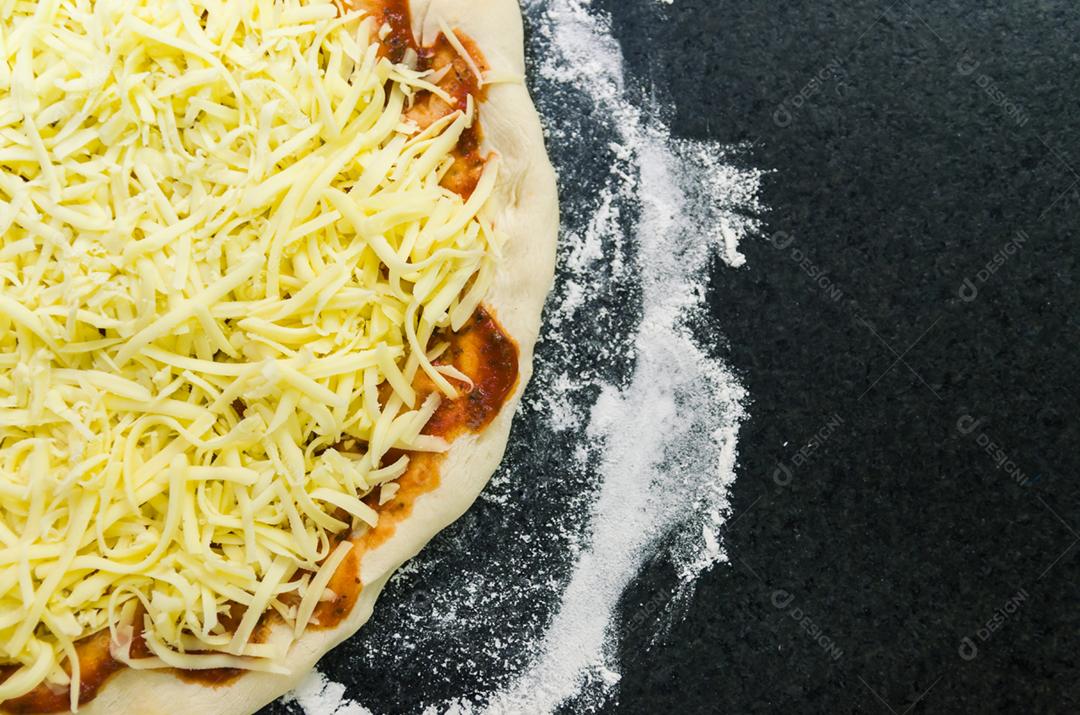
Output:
[[267, 1, 1079, 712]]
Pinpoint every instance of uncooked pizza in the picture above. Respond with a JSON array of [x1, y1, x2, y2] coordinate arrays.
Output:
[[0, 0, 557, 712]]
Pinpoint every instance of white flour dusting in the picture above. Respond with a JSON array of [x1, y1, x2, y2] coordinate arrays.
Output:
[[482, 2, 759, 709], [286, 0, 762, 712], [286, 670, 374, 715]]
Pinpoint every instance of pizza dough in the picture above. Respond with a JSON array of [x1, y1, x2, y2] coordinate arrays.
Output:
[[61, 1, 558, 713]]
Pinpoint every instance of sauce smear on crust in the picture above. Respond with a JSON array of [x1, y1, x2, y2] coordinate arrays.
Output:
[[349, 0, 417, 62], [351, 0, 490, 197], [353, 307, 520, 554]]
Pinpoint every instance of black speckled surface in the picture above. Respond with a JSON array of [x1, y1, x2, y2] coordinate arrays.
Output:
[[267, 0, 1080, 712], [609, 0, 1079, 712]]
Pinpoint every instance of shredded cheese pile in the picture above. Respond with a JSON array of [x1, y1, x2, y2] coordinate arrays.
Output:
[[0, 0, 501, 705]]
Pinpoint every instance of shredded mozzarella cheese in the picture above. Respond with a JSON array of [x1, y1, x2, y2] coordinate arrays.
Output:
[[0, 0, 502, 705]]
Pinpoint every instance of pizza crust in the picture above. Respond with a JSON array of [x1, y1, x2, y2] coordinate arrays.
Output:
[[63, 1, 558, 713]]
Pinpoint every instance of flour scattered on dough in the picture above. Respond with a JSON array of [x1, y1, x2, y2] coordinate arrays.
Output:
[[279, 1, 762, 713]]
